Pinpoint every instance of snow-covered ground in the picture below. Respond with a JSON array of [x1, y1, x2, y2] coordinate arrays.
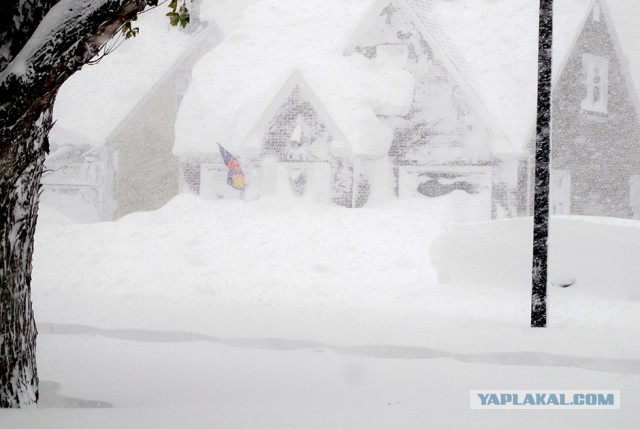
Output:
[[4, 0, 640, 426], [2, 195, 639, 427]]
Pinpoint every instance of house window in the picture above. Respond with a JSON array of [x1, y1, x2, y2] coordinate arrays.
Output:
[[581, 53, 608, 114]]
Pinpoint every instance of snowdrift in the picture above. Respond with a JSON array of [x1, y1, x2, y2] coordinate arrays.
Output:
[[430, 216, 640, 301]]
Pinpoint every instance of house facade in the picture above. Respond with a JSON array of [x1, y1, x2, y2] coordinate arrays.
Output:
[[544, 0, 640, 218], [179, 0, 521, 221], [344, 0, 518, 220], [182, 72, 355, 206], [44, 16, 218, 221], [175, 0, 640, 221], [253, 73, 354, 206]]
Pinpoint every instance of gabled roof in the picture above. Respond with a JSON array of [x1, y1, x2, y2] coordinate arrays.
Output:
[[174, 0, 413, 158], [176, 0, 640, 158], [519, 0, 640, 145], [589, 0, 640, 116], [243, 71, 351, 157], [407, 0, 640, 149], [343, 0, 515, 155], [50, 6, 219, 148]]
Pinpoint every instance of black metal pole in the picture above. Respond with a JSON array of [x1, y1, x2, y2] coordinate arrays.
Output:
[[531, 0, 553, 328]]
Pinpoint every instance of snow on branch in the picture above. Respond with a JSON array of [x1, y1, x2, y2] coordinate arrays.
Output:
[[0, 0, 148, 134], [1, 0, 111, 82]]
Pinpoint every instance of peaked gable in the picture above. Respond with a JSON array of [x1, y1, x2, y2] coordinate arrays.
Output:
[[520, 0, 640, 218], [554, 0, 640, 117], [345, 0, 514, 157], [522, 0, 640, 152], [244, 71, 351, 160]]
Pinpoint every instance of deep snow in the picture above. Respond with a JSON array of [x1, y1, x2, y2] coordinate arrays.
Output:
[[3, 0, 640, 426], [1, 195, 637, 427]]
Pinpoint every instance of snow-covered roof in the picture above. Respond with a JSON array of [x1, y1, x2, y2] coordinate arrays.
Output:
[[177, 0, 640, 157], [173, 0, 414, 158], [50, 5, 214, 147], [408, 0, 640, 148], [343, 0, 515, 155], [199, 0, 263, 37]]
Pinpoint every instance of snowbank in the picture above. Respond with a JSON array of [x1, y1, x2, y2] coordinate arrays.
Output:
[[23, 194, 640, 427], [32, 195, 640, 351], [431, 216, 640, 301], [32, 195, 448, 343]]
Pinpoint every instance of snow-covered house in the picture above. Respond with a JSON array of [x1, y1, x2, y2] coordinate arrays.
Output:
[[183, 71, 357, 205], [344, 0, 518, 219], [175, 0, 519, 219], [392, 0, 640, 219], [535, 0, 640, 218], [43, 6, 219, 221], [174, 0, 415, 208], [410, 0, 640, 219], [246, 71, 357, 206], [175, 0, 640, 220]]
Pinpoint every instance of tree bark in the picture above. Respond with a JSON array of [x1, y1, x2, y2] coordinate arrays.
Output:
[[0, 0, 150, 407], [0, 109, 51, 408]]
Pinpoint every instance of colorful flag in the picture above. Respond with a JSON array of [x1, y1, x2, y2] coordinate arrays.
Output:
[[217, 143, 246, 190]]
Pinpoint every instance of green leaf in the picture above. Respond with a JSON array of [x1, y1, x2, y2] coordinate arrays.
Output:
[[167, 0, 191, 28], [178, 4, 190, 27], [121, 21, 140, 39], [167, 13, 179, 26]]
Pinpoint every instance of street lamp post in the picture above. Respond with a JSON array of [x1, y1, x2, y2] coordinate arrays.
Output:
[[531, 0, 554, 328]]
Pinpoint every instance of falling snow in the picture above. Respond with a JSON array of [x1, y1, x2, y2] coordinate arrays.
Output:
[[3, 0, 640, 426]]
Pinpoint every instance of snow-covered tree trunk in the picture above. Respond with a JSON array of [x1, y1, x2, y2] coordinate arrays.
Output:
[[0, 109, 51, 407], [0, 0, 149, 407], [531, 0, 553, 328]]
